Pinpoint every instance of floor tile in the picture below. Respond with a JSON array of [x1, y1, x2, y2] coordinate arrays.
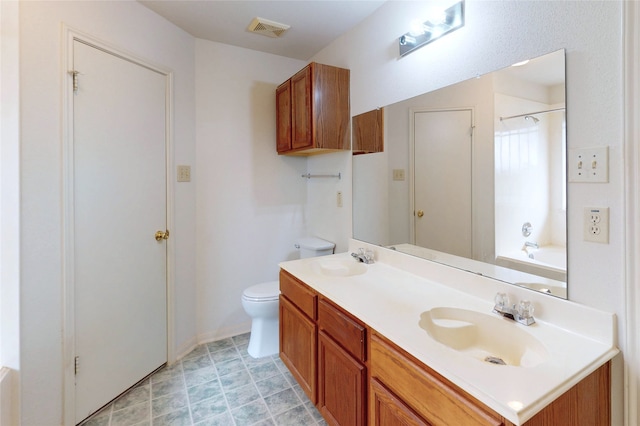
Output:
[[151, 390, 188, 418], [189, 393, 228, 423], [80, 333, 326, 426], [273, 404, 315, 425], [224, 382, 261, 409], [263, 388, 300, 416], [255, 374, 290, 398], [152, 406, 191, 426], [187, 379, 223, 405], [231, 399, 271, 426], [110, 401, 149, 426]]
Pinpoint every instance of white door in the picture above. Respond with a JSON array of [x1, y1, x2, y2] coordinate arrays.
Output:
[[413, 109, 473, 258], [73, 40, 168, 423]]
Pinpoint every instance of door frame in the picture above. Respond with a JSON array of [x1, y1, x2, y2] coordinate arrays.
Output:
[[408, 107, 475, 249], [60, 25, 175, 426]]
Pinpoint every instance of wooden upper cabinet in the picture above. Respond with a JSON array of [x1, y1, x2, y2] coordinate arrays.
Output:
[[276, 80, 292, 152], [352, 108, 384, 155], [276, 62, 350, 156]]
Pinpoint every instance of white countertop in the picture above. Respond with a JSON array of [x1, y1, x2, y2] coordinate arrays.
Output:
[[279, 244, 618, 425]]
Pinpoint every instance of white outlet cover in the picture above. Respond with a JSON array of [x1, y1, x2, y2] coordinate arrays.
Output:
[[569, 147, 609, 183], [584, 207, 609, 243]]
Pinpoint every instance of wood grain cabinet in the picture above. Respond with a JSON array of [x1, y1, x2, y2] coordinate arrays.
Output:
[[276, 62, 350, 156], [352, 108, 384, 155], [370, 332, 612, 426], [370, 333, 504, 426], [279, 270, 317, 402], [317, 298, 367, 426]]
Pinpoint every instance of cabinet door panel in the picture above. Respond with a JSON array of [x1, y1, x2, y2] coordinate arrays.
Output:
[[370, 378, 430, 426], [318, 331, 366, 426], [279, 295, 317, 402], [318, 297, 366, 362], [291, 65, 312, 149], [276, 81, 291, 152]]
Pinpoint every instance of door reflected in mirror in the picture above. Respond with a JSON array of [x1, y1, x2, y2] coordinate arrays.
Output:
[[352, 49, 567, 298]]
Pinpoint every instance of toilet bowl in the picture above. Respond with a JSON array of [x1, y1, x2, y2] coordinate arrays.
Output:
[[242, 281, 280, 358], [242, 237, 335, 358]]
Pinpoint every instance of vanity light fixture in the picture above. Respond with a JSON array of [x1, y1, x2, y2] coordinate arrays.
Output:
[[399, 0, 465, 57]]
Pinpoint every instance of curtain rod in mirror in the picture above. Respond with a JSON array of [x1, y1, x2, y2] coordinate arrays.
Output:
[[500, 107, 566, 122]]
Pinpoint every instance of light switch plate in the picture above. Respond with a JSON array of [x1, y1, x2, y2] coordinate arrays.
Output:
[[392, 169, 406, 181], [569, 147, 609, 183], [177, 165, 191, 182]]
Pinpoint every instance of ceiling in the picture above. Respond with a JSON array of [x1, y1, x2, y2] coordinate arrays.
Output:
[[139, 0, 386, 60]]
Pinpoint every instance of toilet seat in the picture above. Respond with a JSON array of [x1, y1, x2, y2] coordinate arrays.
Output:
[[242, 281, 280, 302]]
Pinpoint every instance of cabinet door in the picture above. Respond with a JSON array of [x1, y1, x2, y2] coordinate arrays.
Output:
[[318, 331, 366, 426], [276, 80, 292, 152], [370, 378, 430, 426], [279, 295, 317, 402], [291, 65, 313, 150]]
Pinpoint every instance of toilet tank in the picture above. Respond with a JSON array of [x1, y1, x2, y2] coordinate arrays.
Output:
[[297, 237, 335, 259]]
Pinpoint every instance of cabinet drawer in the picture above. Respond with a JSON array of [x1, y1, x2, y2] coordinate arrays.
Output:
[[318, 297, 366, 362], [370, 334, 504, 426], [280, 269, 317, 320]]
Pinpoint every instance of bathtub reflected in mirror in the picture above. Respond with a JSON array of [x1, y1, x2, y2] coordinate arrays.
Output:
[[352, 49, 567, 299]]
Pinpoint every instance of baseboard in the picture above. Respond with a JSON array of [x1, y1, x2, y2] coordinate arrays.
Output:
[[173, 336, 200, 363], [197, 322, 252, 348], [173, 322, 253, 362]]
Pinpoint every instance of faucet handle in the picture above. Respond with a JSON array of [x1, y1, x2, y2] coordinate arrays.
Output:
[[518, 300, 534, 319], [494, 292, 509, 308]]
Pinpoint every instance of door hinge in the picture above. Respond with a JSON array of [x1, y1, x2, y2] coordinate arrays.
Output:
[[74, 356, 80, 375], [68, 70, 80, 93]]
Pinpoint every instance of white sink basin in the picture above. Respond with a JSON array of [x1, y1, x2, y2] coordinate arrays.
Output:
[[312, 259, 367, 277], [419, 307, 549, 367]]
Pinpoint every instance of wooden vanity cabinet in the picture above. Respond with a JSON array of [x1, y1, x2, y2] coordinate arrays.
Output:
[[276, 62, 350, 156], [370, 331, 612, 426], [280, 270, 612, 426], [279, 270, 317, 402], [317, 297, 367, 426], [370, 333, 504, 426]]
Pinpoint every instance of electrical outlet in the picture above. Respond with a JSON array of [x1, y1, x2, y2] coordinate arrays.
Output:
[[584, 207, 609, 243], [569, 147, 609, 183], [177, 165, 191, 182]]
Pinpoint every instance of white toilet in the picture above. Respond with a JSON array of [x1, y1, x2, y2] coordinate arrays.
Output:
[[242, 237, 335, 358]]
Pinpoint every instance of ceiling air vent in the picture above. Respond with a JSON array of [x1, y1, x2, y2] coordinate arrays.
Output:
[[247, 17, 290, 38]]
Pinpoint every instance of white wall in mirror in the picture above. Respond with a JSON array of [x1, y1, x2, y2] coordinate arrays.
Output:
[[308, 1, 624, 423]]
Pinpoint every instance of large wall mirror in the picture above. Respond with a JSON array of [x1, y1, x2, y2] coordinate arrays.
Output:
[[353, 49, 567, 298]]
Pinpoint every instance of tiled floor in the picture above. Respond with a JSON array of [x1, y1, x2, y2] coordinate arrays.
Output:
[[81, 333, 327, 426]]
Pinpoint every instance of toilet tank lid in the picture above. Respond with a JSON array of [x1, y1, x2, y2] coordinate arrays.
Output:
[[297, 237, 335, 250]]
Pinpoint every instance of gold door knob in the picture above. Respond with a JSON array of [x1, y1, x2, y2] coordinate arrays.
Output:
[[155, 230, 170, 241], [416, 210, 424, 218]]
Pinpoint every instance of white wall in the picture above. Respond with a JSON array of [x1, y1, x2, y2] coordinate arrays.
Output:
[[194, 39, 308, 343], [18, 1, 196, 423], [311, 0, 625, 422]]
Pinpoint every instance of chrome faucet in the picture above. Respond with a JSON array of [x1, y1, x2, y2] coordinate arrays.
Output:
[[351, 248, 374, 264], [492, 293, 535, 326], [524, 241, 539, 249]]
